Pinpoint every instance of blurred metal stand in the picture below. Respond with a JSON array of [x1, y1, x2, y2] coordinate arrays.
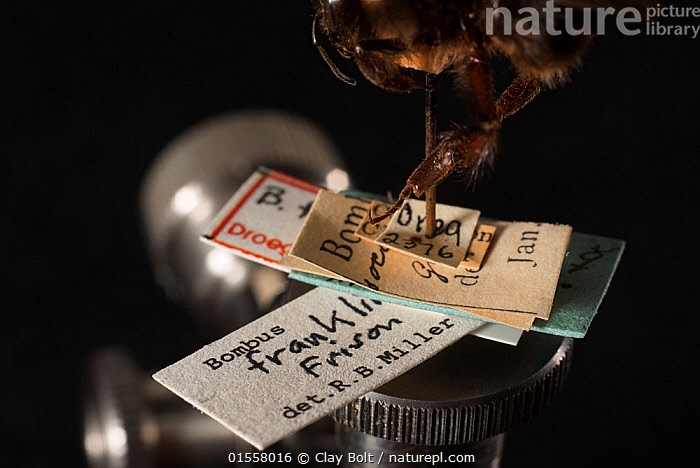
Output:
[[84, 109, 349, 468], [138, 109, 350, 336], [333, 333, 573, 468], [83, 334, 572, 468], [83, 347, 335, 468]]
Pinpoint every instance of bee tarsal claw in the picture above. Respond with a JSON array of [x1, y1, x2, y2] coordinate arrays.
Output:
[[368, 185, 412, 224]]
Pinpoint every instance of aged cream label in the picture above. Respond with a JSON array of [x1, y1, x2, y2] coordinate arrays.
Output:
[[153, 288, 482, 450], [379, 200, 480, 269], [201, 168, 320, 271], [285, 260, 537, 330], [289, 190, 572, 319]]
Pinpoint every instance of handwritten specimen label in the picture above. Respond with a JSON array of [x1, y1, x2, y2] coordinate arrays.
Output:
[[290, 230, 624, 337], [201, 168, 320, 271], [153, 288, 482, 450], [289, 190, 572, 319], [380, 200, 480, 268], [201, 171, 524, 342], [357, 202, 495, 271]]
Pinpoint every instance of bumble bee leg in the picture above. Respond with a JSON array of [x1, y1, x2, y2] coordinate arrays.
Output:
[[368, 57, 497, 226], [496, 76, 543, 120], [354, 52, 435, 93], [368, 185, 412, 224], [368, 124, 500, 225], [413, 54, 543, 193], [412, 124, 500, 194], [416, 76, 541, 193], [372, 72, 542, 226]]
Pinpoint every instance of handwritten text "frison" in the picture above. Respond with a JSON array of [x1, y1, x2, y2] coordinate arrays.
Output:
[[204, 295, 406, 378]]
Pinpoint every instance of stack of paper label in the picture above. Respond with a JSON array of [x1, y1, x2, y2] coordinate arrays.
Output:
[[201, 168, 625, 339], [153, 167, 624, 450], [283, 189, 573, 332]]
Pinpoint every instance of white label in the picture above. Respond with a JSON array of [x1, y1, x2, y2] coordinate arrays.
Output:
[[153, 288, 482, 450], [201, 168, 320, 271]]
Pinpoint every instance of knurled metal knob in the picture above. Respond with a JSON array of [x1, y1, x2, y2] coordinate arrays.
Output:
[[333, 331, 573, 446]]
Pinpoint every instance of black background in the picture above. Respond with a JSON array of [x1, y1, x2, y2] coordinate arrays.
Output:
[[3, 2, 697, 467]]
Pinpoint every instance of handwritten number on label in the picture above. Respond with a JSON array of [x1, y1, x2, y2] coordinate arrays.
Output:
[[437, 245, 453, 259], [381, 233, 400, 246], [417, 240, 433, 256]]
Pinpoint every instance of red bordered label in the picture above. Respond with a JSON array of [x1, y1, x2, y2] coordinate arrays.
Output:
[[202, 168, 320, 271]]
